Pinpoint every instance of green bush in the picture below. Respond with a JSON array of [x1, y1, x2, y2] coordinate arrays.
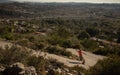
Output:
[[0, 45, 30, 66], [46, 46, 72, 57], [85, 56, 120, 75], [77, 31, 90, 39], [28, 36, 35, 42], [3, 33, 14, 40], [16, 39, 35, 49], [47, 35, 61, 45], [61, 39, 73, 48], [35, 42, 46, 50], [47, 26, 71, 45], [93, 45, 120, 56], [69, 66, 85, 74], [81, 39, 99, 51], [53, 26, 71, 39], [86, 28, 99, 37], [27, 56, 47, 75], [93, 48, 113, 56]]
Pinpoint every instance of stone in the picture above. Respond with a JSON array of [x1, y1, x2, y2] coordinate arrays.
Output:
[[2, 62, 37, 75], [2, 62, 25, 75]]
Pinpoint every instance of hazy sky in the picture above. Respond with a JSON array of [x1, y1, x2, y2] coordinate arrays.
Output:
[[1, 0, 120, 3]]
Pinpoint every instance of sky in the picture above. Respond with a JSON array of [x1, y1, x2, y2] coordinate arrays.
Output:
[[0, 0, 120, 3]]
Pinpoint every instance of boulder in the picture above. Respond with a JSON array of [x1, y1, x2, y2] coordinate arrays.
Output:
[[2, 62, 37, 75], [25, 66, 37, 75], [2, 62, 25, 75], [0, 65, 5, 75], [0, 65, 5, 72]]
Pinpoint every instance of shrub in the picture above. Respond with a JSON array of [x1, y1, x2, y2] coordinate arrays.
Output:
[[93, 48, 108, 56], [69, 66, 85, 75], [0, 45, 30, 66], [85, 56, 120, 75], [47, 35, 63, 45], [64, 37, 81, 49], [28, 36, 35, 42], [93, 45, 120, 56], [48, 58, 64, 68], [86, 28, 99, 37], [81, 39, 99, 51], [61, 39, 73, 48], [46, 46, 72, 57], [53, 26, 71, 39], [3, 33, 14, 40], [35, 42, 46, 50], [77, 31, 90, 39], [16, 39, 35, 49], [27, 56, 47, 75]]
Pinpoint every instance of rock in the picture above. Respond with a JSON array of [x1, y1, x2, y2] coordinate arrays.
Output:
[[0, 66, 5, 72], [48, 69, 54, 75], [25, 66, 37, 75], [64, 68, 69, 72], [2, 62, 37, 75], [2, 62, 25, 75], [0, 65, 5, 75], [55, 68, 62, 73], [67, 73, 73, 75]]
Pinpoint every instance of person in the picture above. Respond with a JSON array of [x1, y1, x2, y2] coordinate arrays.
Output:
[[77, 49, 85, 64], [77, 49, 83, 60]]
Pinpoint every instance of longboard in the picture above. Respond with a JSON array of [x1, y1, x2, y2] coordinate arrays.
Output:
[[67, 60, 82, 64]]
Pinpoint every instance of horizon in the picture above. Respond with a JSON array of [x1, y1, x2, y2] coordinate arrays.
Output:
[[0, 0, 120, 3]]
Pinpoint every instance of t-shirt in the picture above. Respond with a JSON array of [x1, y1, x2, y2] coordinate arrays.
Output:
[[78, 50, 82, 56]]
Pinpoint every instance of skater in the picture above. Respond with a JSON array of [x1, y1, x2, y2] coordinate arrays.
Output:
[[77, 49, 85, 64]]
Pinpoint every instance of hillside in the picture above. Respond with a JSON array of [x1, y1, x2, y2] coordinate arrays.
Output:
[[0, 2, 120, 19], [0, 2, 120, 75]]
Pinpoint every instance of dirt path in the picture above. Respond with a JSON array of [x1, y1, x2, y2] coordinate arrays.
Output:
[[91, 37, 120, 46], [0, 41, 13, 49], [66, 48, 105, 69], [0, 40, 105, 69]]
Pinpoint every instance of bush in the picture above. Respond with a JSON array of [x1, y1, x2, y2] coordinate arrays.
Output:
[[3, 33, 14, 40], [35, 42, 46, 50], [0, 45, 30, 66], [81, 39, 99, 51], [53, 26, 71, 39], [27, 56, 47, 75], [77, 31, 90, 39], [93, 48, 108, 56], [61, 39, 73, 48], [0, 26, 14, 40], [46, 46, 72, 57], [69, 66, 85, 75], [93, 46, 120, 56], [86, 28, 99, 37], [47, 26, 71, 45], [85, 56, 120, 75], [16, 39, 35, 49], [47, 35, 63, 45], [28, 36, 35, 42]]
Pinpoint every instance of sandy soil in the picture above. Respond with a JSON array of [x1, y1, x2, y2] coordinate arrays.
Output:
[[0, 40, 105, 69]]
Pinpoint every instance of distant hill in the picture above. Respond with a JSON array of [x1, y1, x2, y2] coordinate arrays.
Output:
[[0, 2, 120, 19]]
